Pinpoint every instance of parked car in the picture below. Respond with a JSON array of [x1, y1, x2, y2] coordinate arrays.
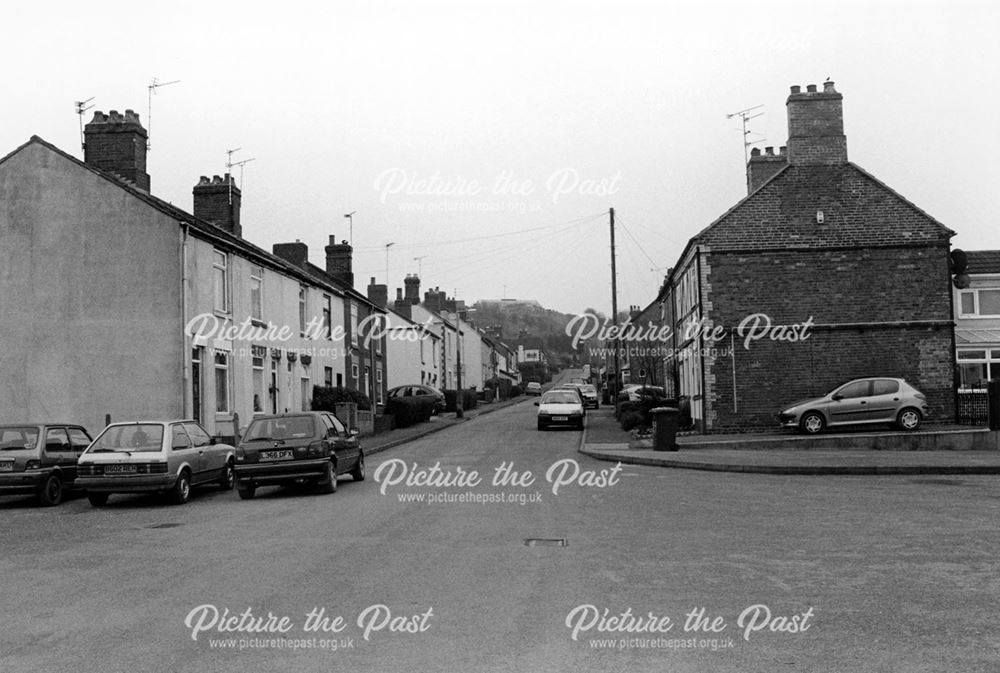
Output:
[[233, 411, 364, 500], [570, 377, 587, 385], [386, 385, 446, 414], [618, 384, 666, 403], [552, 385, 587, 409], [778, 377, 928, 434], [577, 384, 599, 409], [525, 382, 542, 396], [0, 423, 93, 506], [76, 421, 235, 506], [535, 390, 586, 430]]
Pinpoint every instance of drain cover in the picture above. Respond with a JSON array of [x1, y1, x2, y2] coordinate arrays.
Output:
[[524, 538, 567, 547], [145, 523, 184, 529]]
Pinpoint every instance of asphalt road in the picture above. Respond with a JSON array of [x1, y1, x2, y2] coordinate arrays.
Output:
[[3, 384, 1000, 672]]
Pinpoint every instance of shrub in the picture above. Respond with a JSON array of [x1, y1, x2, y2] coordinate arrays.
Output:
[[620, 411, 645, 432], [444, 388, 479, 412], [312, 386, 373, 412], [385, 396, 436, 428]]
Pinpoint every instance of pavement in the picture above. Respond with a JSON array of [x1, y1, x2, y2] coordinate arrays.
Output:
[[364, 396, 527, 454], [580, 407, 1000, 475]]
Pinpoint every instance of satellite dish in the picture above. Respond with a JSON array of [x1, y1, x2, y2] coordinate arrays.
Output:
[[953, 274, 971, 289], [951, 249, 968, 274]]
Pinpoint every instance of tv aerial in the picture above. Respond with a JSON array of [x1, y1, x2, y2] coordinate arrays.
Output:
[[74, 97, 95, 151], [225, 148, 256, 204], [147, 77, 180, 150], [726, 104, 765, 164]]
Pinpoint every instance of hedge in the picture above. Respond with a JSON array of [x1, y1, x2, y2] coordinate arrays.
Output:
[[311, 385, 373, 412], [444, 388, 479, 412], [385, 396, 436, 428]]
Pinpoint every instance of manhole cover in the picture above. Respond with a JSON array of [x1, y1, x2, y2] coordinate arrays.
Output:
[[145, 523, 184, 529], [524, 538, 567, 547]]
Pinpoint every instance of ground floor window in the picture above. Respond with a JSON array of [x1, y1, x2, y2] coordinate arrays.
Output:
[[376, 366, 384, 404], [957, 348, 1000, 389], [214, 352, 230, 413], [324, 366, 333, 388]]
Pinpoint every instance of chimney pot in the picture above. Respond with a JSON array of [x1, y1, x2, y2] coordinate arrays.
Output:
[[806, 84, 817, 93], [790, 85, 801, 94], [765, 146, 774, 155], [823, 80, 836, 93], [750, 147, 761, 157]]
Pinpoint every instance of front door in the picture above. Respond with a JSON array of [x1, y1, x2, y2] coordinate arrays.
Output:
[[192, 347, 204, 424], [828, 380, 872, 425]]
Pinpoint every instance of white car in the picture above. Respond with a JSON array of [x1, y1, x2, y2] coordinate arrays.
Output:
[[535, 390, 585, 430], [525, 382, 542, 396], [76, 420, 235, 506]]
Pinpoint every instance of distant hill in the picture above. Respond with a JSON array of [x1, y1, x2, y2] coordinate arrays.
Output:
[[472, 300, 609, 367]]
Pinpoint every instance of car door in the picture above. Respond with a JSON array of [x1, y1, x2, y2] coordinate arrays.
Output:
[[325, 413, 358, 474], [867, 379, 902, 424], [43, 427, 76, 477], [826, 380, 872, 426], [64, 426, 93, 482], [169, 424, 203, 483], [185, 423, 222, 475]]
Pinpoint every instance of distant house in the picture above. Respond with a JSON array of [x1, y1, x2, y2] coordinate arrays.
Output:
[[371, 277, 442, 390], [656, 82, 956, 432], [0, 112, 369, 436], [954, 250, 1000, 389]]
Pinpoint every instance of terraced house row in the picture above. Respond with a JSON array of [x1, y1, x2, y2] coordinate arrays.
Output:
[[0, 110, 519, 439]]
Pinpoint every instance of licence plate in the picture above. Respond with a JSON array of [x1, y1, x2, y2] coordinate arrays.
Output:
[[260, 449, 294, 462], [0, 462, 13, 472], [552, 416, 568, 422], [104, 464, 138, 474]]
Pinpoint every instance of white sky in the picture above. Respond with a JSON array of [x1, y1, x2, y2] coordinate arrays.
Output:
[[4, 0, 998, 314]]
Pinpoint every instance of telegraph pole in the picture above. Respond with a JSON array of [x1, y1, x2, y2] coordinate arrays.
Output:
[[455, 326, 464, 418], [610, 207, 620, 401]]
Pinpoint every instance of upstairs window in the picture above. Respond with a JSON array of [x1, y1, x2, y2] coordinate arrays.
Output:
[[250, 266, 263, 322], [959, 288, 1000, 317], [213, 251, 229, 313]]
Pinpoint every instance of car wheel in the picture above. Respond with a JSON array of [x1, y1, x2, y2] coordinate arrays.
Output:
[[350, 451, 365, 481], [897, 408, 922, 431], [170, 470, 192, 505], [799, 411, 825, 435], [319, 459, 338, 494], [236, 482, 256, 500], [219, 460, 235, 490], [37, 473, 63, 507], [87, 492, 109, 507]]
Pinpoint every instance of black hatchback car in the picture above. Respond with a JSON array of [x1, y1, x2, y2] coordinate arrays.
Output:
[[233, 412, 364, 499], [0, 423, 93, 506]]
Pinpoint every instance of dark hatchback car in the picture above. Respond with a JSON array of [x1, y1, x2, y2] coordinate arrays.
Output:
[[234, 411, 364, 499], [386, 385, 447, 414], [0, 423, 92, 506]]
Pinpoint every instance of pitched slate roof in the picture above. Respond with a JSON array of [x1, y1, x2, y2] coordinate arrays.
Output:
[[1, 135, 352, 300]]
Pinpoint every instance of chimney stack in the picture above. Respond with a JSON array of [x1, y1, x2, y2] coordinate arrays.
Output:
[[193, 174, 242, 237], [367, 277, 388, 308], [394, 288, 412, 319], [325, 235, 354, 288], [273, 241, 308, 268], [786, 81, 847, 166], [404, 274, 421, 304], [83, 110, 150, 191], [746, 145, 787, 194]]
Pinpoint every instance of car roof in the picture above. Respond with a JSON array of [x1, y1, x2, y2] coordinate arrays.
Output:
[[246, 412, 324, 420]]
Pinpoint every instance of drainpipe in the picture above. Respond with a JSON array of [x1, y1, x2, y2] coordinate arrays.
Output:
[[180, 222, 190, 419], [696, 247, 707, 433]]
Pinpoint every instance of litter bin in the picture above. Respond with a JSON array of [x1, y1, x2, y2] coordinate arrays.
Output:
[[651, 407, 679, 452]]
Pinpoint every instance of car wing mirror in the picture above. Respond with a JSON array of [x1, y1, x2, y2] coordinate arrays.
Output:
[[832, 394, 843, 401], [533, 401, 539, 406]]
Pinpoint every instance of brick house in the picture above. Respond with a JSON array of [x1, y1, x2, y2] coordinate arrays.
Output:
[[954, 250, 1000, 388], [658, 82, 956, 432]]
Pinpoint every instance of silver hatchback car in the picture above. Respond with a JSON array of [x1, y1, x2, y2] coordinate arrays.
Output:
[[778, 377, 928, 434], [76, 421, 235, 506]]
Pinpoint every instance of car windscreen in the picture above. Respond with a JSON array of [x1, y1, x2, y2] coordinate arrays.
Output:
[[0, 427, 40, 450], [580, 385, 596, 394], [244, 416, 316, 441], [88, 424, 164, 453], [542, 392, 579, 404]]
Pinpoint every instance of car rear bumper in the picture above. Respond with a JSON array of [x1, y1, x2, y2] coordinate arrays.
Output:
[[0, 470, 50, 493], [235, 458, 330, 485], [76, 474, 176, 493]]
